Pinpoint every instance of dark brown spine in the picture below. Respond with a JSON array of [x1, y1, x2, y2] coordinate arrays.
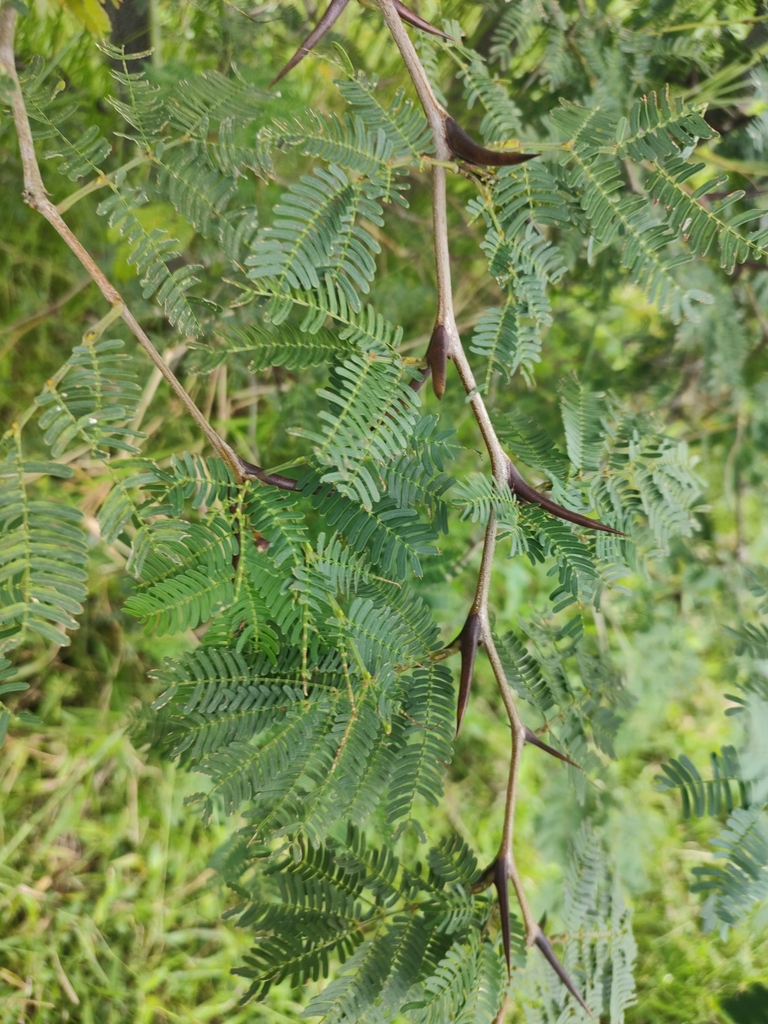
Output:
[[494, 857, 513, 975], [269, 0, 350, 88], [508, 461, 625, 536], [524, 726, 581, 768], [393, 0, 451, 39], [456, 610, 482, 735], [534, 931, 592, 1016], [238, 457, 299, 491], [445, 116, 537, 167], [426, 322, 449, 400]]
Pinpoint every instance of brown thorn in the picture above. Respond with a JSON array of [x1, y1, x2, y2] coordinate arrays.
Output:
[[507, 461, 625, 536], [494, 857, 513, 976], [393, 0, 452, 39], [426, 322, 448, 400], [524, 726, 581, 769], [238, 456, 298, 491], [444, 116, 538, 167], [456, 611, 482, 736], [534, 931, 593, 1017], [269, 0, 350, 87]]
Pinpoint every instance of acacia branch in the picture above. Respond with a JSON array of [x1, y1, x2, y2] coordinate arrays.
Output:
[[0, 6, 293, 491], [376, 4, 592, 1009], [376, 0, 530, 935]]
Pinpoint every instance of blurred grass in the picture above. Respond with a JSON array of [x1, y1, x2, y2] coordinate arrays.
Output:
[[0, 565, 304, 1021], [0, 698, 303, 1022]]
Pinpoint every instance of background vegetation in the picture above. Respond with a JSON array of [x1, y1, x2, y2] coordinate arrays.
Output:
[[2, 0, 768, 1021]]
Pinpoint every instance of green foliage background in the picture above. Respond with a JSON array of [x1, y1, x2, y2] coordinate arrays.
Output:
[[2, 0, 768, 1020]]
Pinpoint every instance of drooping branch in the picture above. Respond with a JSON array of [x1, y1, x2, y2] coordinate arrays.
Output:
[[0, 6, 295, 492], [374, 1, 592, 1008]]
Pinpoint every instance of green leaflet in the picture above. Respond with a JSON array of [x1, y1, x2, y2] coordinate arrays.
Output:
[[522, 824, 636, 1023], [0, 439, 88, 651], [694, 808, 768, 935], [246, 166, 382, 315]]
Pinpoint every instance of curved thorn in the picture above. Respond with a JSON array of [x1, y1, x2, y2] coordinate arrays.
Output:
[[508, 461, 625, 536], [445, 116, 538, 167], [524, 726, 581, 769], [456, 611, 482, 735], [426, 322, 448, 399], [393, 0, 452, 39], [269, 0, 351, 87], [534, 931, 592, 1017]]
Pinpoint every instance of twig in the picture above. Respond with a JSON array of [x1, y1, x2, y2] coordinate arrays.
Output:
[[0, 6, 284, 489]]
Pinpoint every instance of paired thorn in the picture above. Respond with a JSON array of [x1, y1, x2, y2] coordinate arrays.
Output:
[[456, 611, 482, 735], [507, 460, 625, 536], [474, 857, 591, 1014], [534, 930, 593, 1017], [426, 322, 449, 400], [524, 726, 581, 769], [444, 116, 537, 167], [269, 0, 448, 88]]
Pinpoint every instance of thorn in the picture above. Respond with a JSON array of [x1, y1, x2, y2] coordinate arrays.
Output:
[[475, 858, 513, 973], [507, 460, 625, 536], [393, 0, 452, 39], [426, 323, 449, 399], [269, 0, 350, 87], [444, 116, 538, 167], [494, 857, 513, 976], [238, 457, 299, 491], [534, 931, 593, 1017], [524, 726, 581, 769], [470, 857, 518, 975], [456, 611, 482, 736]]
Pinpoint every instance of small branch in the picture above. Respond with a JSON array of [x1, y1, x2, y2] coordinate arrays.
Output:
[[0, 6, 260, 486], [56, 150, 159, 214]]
